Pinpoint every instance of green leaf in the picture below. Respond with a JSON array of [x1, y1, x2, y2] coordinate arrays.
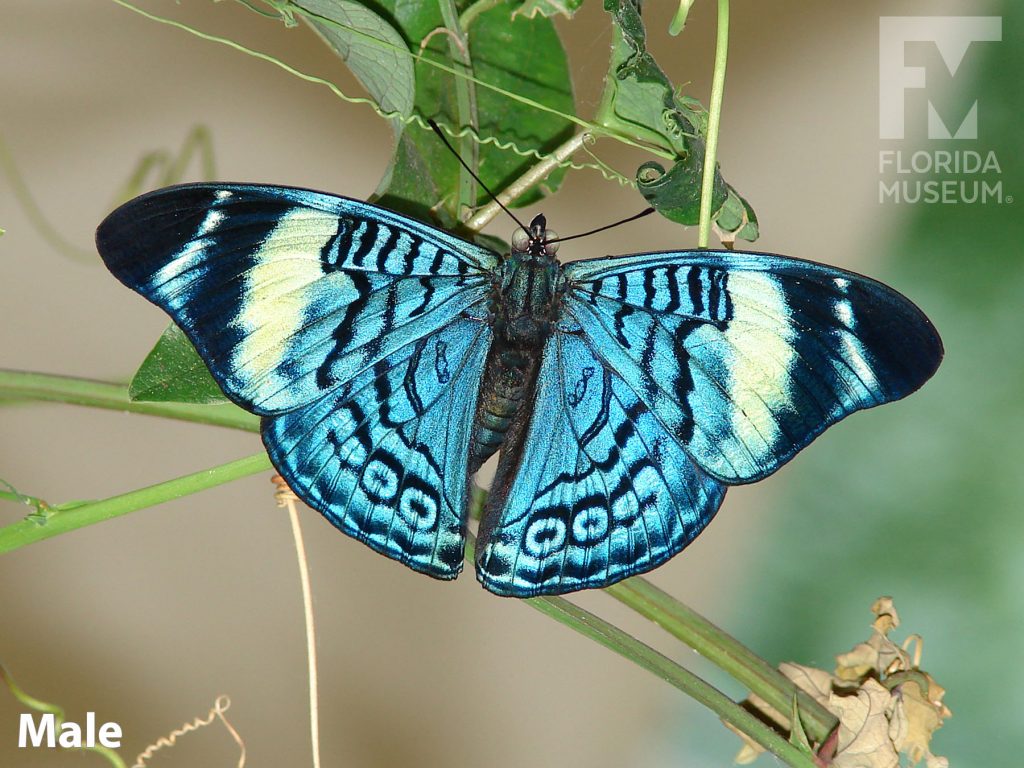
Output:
[[472, 8, 575, 207], [228, 0, 300, 26], [371, 2, 574, 225], [714, 186, 759, 243], [291, 0, 415, 121], [635, 151, 726, 226], [472, 231, 510, 256], [128, 324, 228, 404], [601, 0, 758, 241], [601, 0, 701, 153], [788, 693, 813, 752], [369, 1, 467, 227], [110, 126, 215, 206]]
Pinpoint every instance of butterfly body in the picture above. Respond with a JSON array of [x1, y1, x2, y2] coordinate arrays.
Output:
[[470, 214, 562, 470], [96, 183, 942, 597]]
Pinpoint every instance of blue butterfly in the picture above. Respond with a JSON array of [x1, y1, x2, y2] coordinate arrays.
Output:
[[96, 183, 942, 597]]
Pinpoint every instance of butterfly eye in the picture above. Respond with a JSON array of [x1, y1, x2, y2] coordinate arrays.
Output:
[[511, 228, 531, 252], [543, 231, 560, 255]]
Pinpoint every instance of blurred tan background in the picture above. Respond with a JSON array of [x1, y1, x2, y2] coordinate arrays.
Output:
[[1, 1, 1010, 766]]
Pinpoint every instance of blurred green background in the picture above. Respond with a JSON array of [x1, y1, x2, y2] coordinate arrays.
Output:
[[1, 1, 1018, 766], [689, 2, 1023, 765]]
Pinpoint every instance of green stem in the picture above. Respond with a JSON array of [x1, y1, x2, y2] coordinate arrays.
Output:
[[0, 133, 94, 262], [0, 489, 48, 511], [0, 452, 271, 554], [527, 595, 816, 767], [465, 132, 590, 232], [593, 22, 674, 154], [669, 0, 695, 36], [111, 126, 216, 206], [1, 366, 830, 760], [112, 0, 672, 160], [0, 370, 259, 432], [607, 578, 838, 745], [697, 0, 729, 248], [459, 0, 503, 30], [437, 0, 479, 220], [165, 124, 216, 184], [463, 537, 814, 766]]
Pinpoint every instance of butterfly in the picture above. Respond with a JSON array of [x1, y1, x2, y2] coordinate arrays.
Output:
[[96, 183, 943, 597]]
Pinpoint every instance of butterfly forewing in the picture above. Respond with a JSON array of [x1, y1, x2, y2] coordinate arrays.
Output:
[[562, 252, 943, 484], [96, 183, 497, 415]]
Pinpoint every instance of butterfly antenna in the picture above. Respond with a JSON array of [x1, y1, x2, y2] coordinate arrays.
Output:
[[427, 119, 528, 231], [545, 207, 657, 245]]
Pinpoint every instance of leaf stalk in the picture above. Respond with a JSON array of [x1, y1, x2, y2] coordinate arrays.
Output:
[[697, 0, 729, 248]]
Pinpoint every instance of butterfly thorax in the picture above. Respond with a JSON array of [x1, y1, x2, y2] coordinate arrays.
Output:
[[468, 214, 564, 473], [494, 250, 561, 347]]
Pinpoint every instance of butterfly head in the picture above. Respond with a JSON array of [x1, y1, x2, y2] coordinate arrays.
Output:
[[511, 214, 559, 260]]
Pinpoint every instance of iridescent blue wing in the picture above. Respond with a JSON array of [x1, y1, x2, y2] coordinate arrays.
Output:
[[265, 314, 492, 578], [96, 183, 497, 415], [562, 250, 943, 483], [96, 183, 497, 578], [476, 249, 941, 596], [475, 330, 726, 597]]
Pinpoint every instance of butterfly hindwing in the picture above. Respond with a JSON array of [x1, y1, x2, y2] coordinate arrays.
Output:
[[265, 315, 492, 578], [96, 183, 497, 414], [563, 251, 943, 483], [476, 330, 726, 597]]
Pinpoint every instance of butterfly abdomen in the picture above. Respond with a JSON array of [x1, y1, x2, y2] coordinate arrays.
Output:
[[468, 346, 539, 473]]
